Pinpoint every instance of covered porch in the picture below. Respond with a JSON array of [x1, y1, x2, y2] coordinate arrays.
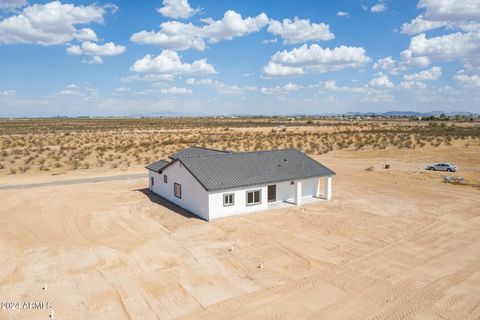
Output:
[[267, 175, 333, 209]]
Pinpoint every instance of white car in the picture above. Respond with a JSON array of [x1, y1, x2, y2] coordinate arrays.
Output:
[[426, 163, 457, 172]]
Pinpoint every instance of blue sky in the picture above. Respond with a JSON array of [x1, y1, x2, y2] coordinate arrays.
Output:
[[0, 0, 479, 116]]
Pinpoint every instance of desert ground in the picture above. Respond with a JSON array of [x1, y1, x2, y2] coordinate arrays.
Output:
[[0, 118, 479, 319]]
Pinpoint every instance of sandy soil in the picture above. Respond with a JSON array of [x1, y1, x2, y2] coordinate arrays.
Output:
[[0, 146, 479, 319]]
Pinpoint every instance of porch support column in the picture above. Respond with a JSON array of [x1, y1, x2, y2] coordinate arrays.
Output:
[[315, 178, 321, 197], [295, 181, 302, 206], [325, 176, 332, 201]]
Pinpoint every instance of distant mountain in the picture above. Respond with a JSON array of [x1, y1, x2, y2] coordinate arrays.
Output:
[[382, 111, 443, 117], [343, 111, 478, 117], [447, 111, 478, 116]]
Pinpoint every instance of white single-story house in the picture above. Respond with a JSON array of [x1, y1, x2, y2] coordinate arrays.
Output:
[[146, 146, 335, 221]]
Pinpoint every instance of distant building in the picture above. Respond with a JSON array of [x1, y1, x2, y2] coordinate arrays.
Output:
[[146, 146, 335, 221]]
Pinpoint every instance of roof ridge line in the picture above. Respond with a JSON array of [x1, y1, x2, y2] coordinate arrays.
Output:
[[187, 145, 232, 153], [176, 148, 298, 159]]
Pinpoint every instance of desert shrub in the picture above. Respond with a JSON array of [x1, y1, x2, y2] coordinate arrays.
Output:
[[18, 166, 30, 173]]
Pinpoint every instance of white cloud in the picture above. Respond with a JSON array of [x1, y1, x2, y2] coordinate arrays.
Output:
[[67, 41, 125, 64], [323, 79, 397, 104], [401, 1, 480, 35], [401, 31, 480, 67], [186, 78, 213, 85], [131, 21, 204, 51], [73, 28, 98, 42], [160, 86, 192, 95], [185, 78, 257, 95], [0, 1, 106, 45], [0, 0, 27, 10], [157, 0, 198, 19], [67, 41, 126, 57], [131, 10, 268, 51], [151, 82, 169, 88], [372, 56, 408, 75], [401, 15, 480, 35], [404, 66, 442, 80], [418, 0, 480, 22], [401, 15, 449, 35], [262, 38, 277, 44], [267, 18, 334, 44], [324, 80, 337, 90], [399, 1, 480, 70], [84, 56, 103, 64], [55, 84, 81, 95], [324, 80, 362, 94], [260, 83, 302, 95], [400, 81, 427, 89], [368, 74, 394, 88], [120, 74, 174, 83], [130, 50, 217, 75], [103, 3, 118, 14], [263, 44, 371, 76], [56, 89, 80, 95], [373, 56, 397, 71], [371, 3, 387, 13], [201, 11, 269, 43], [0, 89, 16, 97], [115, 87, 131, 93], [263, 61, 304, 77], [454, 73, 480, 87], [337, 11, 349, 17]]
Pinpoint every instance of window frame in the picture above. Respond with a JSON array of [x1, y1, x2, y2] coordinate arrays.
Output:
[[223, 193, 235, 207], [150, 176, 154, 186], [246, 189, 261, 206], [164, 175, 168, 183], [174, 182, 182, 198]]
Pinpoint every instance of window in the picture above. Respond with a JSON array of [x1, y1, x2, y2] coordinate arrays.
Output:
[[164, 175, 168, 183], [246, 190, 261, 206], [150, 177, 154, 186], [223, 193, 234, 206], [174, 183, 182, 198]]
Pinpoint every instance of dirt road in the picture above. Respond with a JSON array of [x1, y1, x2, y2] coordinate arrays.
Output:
[[0, 173, 146, 190]]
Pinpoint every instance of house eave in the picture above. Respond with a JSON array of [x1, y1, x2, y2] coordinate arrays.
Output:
[[204, 173, 335, 192]]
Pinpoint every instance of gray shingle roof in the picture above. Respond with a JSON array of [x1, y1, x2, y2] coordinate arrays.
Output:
[[145, 159, 170, 172], [168, 146, 231, 160], [177, 148, 335, 191]]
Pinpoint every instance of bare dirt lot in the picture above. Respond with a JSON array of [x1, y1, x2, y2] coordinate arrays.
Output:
[[1, 139, 479, 319]]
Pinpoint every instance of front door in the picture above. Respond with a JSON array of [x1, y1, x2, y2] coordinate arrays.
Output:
[[267, 185, 276, 202]]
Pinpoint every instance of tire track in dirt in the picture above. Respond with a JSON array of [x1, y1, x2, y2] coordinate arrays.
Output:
[[182, 210, 456, 319], [434, 294, 479, 320], [277, 243, 336, 269], [362, 260, 480, 320]]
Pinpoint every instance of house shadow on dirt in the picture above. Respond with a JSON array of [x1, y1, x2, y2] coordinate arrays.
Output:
[[135, 188, 203, 221]]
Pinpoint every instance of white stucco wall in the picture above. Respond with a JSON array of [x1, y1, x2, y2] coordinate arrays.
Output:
[[208, 185, 269, 220], [270, 177, 320, 203], [301, 177, 320, 198], [275, 180, 296, 202], [148, 161, 209, 220], [208, 177, 322, 220]]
